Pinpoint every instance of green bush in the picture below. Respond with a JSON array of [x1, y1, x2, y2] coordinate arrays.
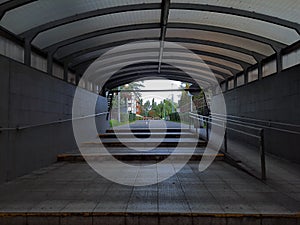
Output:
[[110, 113, 137, 127], [109, 119, 120, 127], [129, 112, 136, 122], [120, 113, 129, 122], [169, 112, 180, 122]]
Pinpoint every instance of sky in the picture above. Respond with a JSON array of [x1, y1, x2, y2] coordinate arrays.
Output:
[[139, 79, 183, 104]]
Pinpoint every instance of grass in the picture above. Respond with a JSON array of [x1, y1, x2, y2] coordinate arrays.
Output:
[[109, 119, 136, 127]]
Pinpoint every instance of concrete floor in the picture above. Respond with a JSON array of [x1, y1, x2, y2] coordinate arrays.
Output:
[[0, 160, 299, 214], [0, 120, 299, 224]]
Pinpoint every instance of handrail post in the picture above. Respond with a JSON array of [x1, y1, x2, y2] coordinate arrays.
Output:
[[206, 116, 209, 141], [189, 113, 191, 130], [224, 125, 228, 153], [259, 129, 266, 180]]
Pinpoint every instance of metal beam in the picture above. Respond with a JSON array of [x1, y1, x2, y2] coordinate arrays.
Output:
[[102, 72, 212, 89], [72, 39, 256, 65], [202, 60, 240, 74], [167, 23, 287, 52], [165, 37, 264, 62], [47, 53, 53, 75], [181, 48, 252, 69], [59, 43, 251, 70], [63, 62, 69, 81], [20, 3, 161, 41], [90, 63, 224, 84], [43, 23, 271, 60], [59, 38, 157, 61], [17, 2, 297, 48], [276, 52, 282, 73], [71, 53, 241, 75], [70, 50, 244, 74], [75, 72, 80, 85], [44, 23, 160, 53], [106, 68, 224, 83], [158, 0, 170, 73], [171, 3, 300, 35], [0, 26, 23, 46], [74, 46, 252, 69], [24, 38, 31, 66], [103, 63, 231, 79], [92, 66, 227, 82], [111, 88, 192, 92], [71, 54, 242, 77], [0, 0, 37, 20], [57, 24, 284, 62], [56, 38, 260, 65]]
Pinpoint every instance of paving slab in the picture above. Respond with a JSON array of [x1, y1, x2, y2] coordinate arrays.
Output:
[[0, 160, 299, 224]]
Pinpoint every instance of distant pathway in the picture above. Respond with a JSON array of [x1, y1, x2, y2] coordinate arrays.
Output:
[[114, 120, 189, 129]]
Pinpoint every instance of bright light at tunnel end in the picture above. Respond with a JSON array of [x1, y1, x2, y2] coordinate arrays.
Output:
[[72, 41, 227, 186]]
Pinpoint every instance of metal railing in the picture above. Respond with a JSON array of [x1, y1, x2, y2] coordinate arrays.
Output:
[[189, 112, 266, 180], [211, 113, 300, 135], [0, 112, 109, 132], [212, 113, 300, 127]]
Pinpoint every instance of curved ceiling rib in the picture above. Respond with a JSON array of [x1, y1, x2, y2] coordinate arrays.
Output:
[[59, 42, 251, 70], [70, 49, 243, 71], [102, 72, 211, 89], [105, 71, 210, 89], [167, 23, 287, 51], [165, 38, 265, 61], [72, 54, 243, 83], [102, 71, 212, 86], [19, 3, 161, 41], [43, 24, 265, 62], [170, 3, 300, 34], [1, 0, 298, 87], [44, 24, 161, 53], [88, 63, 230, 80], [0, 0, 36, 20], [52, 24, 285, 63], [52, 37, 260, 67], [106, 68, 223, 82], [71, 55, 240, 76], [14, 3, 299, 43], [116, 62, 232, 77]]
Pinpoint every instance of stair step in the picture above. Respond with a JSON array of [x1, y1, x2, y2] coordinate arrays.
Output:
[[57, 153, 224, 162], [81, 140, 207, 148], [106, 128, 190, 133], [98, 132, 197, 139], [2, 212, 298, 225]]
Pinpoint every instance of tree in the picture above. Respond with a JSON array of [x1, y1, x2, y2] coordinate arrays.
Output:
[[151, 98, 157, 110], [141, 100, 151, 116], [144, 100, 151, 111], [122, 82, 144, 100], [150, 99, 175, 119], [110, 81, 145, 120], [178, 83, 191, 113]]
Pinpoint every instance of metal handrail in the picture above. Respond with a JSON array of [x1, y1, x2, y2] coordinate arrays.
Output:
[[213, 114, 300, 135], [190, 112, 300, 135], [211, 112, 300, 128], [0, 112, 109, 132], [190, 114, 261, 139], [189, 112, 261, 131], [211, 114, 300, 135], [189, 112, 266, 180], [189, 114, 261, 139]]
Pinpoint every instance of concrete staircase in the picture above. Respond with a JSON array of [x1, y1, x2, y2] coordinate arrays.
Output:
[[58, 127, 224, 162]]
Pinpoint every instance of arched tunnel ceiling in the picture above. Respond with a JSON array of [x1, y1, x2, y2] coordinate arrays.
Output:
[[0, 0, 300, 88]]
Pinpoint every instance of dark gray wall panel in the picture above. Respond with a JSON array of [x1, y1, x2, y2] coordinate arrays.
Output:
[[223, 64, 300, 163], [0, 55, 108, 183], [0, 57, 10, 184]]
